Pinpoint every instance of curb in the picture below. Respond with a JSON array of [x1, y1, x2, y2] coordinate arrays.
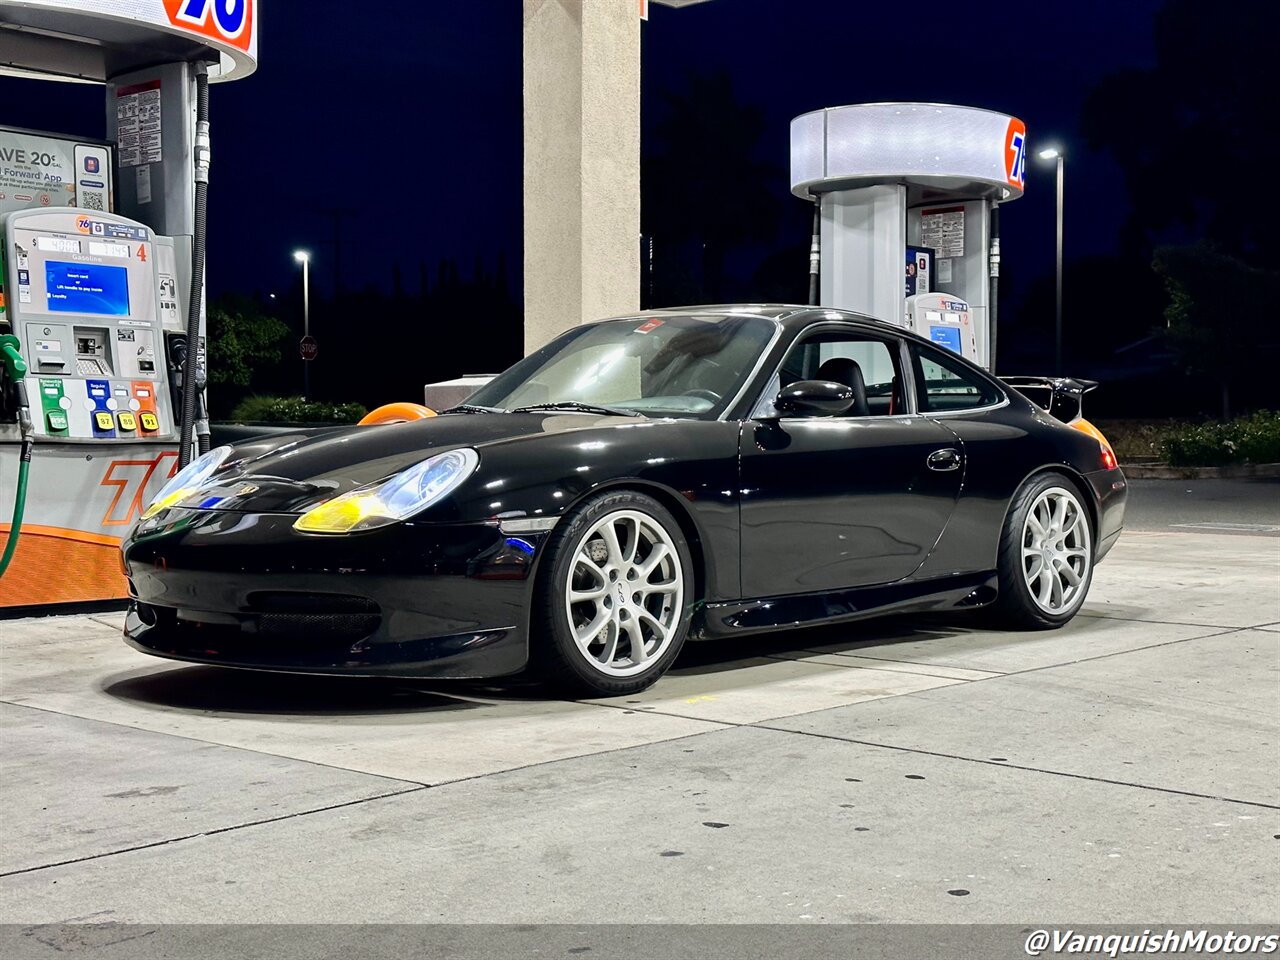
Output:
[[1121, 462, 1280, 480]]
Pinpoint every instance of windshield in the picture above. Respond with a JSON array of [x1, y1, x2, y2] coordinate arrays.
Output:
[[468, 314, 777, 419]]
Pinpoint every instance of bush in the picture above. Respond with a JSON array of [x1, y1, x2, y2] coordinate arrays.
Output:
[[1092, 420, 1188, 462], [1159, 411, 1280, 467], [228, 395, 367, 425]]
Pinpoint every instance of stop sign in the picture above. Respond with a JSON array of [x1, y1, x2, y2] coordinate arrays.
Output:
[[299, 335, 318, 361]]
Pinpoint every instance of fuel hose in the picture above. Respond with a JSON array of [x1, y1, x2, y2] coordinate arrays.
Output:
[[179, 61, 211, 468], [0, 440, 30, 578]]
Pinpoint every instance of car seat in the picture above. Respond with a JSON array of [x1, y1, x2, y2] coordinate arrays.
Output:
[[815, 357, 870, 416]]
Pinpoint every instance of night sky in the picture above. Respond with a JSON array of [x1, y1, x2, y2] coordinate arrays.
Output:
[[0, 0, 1163, 304]]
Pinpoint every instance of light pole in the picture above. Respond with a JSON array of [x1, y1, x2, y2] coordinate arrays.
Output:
[[293, 249, 311, 399], [1038, 147, 1065, 374]]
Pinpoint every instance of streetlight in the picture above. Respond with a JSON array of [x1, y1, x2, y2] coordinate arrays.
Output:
[[293, 249, 311, 399], [1038, 147, 1065, 374]]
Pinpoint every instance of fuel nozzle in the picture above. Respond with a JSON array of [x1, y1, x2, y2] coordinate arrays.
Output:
[[0, 333, 34, 445]]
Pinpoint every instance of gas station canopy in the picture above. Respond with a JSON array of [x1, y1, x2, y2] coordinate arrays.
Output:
[[791, 102, 1026, 205], [0, 0, 258, 83]]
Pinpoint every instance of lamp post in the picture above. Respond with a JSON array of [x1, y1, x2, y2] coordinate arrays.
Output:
[[293, 249, 311, 399], [1038, 147, 1065, 374]]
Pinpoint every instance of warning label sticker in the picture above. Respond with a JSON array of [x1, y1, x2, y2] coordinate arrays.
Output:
[[116, 80, 163, 167]]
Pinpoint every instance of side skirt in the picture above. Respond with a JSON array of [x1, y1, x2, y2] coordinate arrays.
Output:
[[691, 571, 998, 640]]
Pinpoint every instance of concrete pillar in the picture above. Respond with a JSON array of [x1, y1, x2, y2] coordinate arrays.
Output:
[[523, 0, 640, 353], [820, 184, 906, 326]]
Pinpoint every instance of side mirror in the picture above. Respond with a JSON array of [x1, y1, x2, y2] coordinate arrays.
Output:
[[774, 379, 855, 417]]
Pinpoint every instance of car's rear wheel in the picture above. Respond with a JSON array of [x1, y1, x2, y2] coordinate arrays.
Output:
[[989, 472, 1094, 629], [533, 490, 694, 696]]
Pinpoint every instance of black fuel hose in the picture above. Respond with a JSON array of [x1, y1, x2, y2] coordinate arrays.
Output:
[[179, 63, 210, 468]]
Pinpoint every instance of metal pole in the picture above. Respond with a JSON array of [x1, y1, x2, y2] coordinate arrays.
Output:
[[807, 198, 821, 305], [988, 201, 1000, 374], [1054, 154, 1064, 375], [302, 257, 310, 400]]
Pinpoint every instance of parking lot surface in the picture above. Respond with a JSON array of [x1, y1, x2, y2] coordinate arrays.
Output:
[[1, 484, 1277, 932]]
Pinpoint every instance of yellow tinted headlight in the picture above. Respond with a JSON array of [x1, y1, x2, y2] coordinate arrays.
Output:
[[293, 448, 478, 535], [293, 490, 395, 534], [140, 445, 234, 520]]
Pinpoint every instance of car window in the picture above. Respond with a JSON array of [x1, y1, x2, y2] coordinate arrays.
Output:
[[754, 329, 905, 417], [911, 343, 1003, 413], [468, 314, 777, 419]]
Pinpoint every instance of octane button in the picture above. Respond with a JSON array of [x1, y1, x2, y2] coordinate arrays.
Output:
[[94, 411, 115, 431], [117, 411, 137, 431], [139, 412, 160, 432]]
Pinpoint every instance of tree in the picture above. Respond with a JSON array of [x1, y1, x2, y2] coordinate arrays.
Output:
[[1152, 244, 1280, 419], [1081, 0, 1275, 264], [206, 293, 290, 390]]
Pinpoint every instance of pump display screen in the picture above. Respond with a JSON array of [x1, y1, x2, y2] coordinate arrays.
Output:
[[45, 261, 130, 317], [930, 325, 963, 354]]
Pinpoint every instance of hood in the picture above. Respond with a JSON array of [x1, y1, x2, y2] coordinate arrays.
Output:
[[183, 411, 643, 514]]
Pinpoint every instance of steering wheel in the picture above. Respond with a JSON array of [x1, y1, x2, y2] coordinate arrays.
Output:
[[682, 389, 722, 404]]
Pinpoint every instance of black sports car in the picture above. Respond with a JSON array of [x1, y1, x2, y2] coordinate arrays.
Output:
[[122, 306, 1127, 696]]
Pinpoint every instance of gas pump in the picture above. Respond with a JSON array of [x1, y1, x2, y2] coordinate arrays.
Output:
[[905, 292, 978, 363], [0, 208, 182, 604], [0, 0, 258, 607]]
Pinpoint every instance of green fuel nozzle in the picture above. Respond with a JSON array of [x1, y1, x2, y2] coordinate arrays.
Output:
[[0, 333, 26, 380], [0, 333, 33, 441], [0, 333, 32, 579]]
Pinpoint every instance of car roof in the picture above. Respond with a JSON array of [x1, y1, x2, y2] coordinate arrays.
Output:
[[606, 304, 903, 334]]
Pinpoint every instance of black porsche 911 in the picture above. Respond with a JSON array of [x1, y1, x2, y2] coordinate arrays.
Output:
[[122, 305, 1127, 696]]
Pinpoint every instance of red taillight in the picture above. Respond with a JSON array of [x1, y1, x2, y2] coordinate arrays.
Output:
[[1100, 444, 1117, 471]]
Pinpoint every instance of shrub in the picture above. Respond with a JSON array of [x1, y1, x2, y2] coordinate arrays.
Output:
[[1159, 411, 1280, 467], [1092, 420, 1187, 461], [228, 395, 367, 425]]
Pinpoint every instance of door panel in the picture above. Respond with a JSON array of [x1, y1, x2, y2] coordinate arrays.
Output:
[[738, 416, 963, 598]]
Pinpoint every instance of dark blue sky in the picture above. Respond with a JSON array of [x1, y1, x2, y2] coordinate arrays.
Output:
[[0, 0, 1163, 302]]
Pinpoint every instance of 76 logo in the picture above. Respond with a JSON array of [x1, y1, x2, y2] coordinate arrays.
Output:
[[1005, 119, 1027, 189]]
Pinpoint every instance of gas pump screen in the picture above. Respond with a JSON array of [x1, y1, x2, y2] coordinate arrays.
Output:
[[929, 325, 963, 354], [45, 261, 130, 317]]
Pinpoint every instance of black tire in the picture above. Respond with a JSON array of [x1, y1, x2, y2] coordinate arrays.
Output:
[[987, 471, 1095, 630], [531, 489, 695, 697]]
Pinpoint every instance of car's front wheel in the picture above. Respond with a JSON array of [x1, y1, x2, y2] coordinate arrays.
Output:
[[989, 471, 1095, 629], [533, 490, 694, 696]]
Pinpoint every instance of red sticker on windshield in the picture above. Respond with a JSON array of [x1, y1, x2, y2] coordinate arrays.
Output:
[[635, 319, 665, 334]]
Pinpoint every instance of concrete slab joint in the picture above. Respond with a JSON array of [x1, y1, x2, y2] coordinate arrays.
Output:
[[524, 0, 641, 353]]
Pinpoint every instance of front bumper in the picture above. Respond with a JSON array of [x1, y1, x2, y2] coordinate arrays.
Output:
[[122, 508, 547, 678]]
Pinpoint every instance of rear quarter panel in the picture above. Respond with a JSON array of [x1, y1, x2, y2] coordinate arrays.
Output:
[[913, 395, 1111, 580]]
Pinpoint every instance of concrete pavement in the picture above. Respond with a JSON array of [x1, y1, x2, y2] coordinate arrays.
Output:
[[0, 528, 1276, 933]]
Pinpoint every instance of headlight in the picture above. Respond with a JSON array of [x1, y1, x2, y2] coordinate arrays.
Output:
[[140, 445, 235, 520], [294, 448, 479, 534]]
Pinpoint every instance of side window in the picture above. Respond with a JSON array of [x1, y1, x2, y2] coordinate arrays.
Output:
[[912, 343, 1002, 413], [757, 329, 905, 417]]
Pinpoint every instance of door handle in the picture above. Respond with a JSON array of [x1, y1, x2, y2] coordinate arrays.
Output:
[[927, 448, 962, 472]]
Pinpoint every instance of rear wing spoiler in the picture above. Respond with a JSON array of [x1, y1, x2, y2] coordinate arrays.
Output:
[[999, 376, 1098, 424]]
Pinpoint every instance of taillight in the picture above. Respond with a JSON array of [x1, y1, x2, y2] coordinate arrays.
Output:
[[1071, 418, 1117, 470]]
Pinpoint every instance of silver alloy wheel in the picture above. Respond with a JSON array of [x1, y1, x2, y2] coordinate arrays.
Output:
[[564, 509, 684, 678], [1021, 486, 1092, 615]]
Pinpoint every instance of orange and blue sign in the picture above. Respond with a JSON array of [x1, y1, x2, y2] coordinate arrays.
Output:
[[163, 0, 254, 53], [1005, 118, 1027, 190]]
